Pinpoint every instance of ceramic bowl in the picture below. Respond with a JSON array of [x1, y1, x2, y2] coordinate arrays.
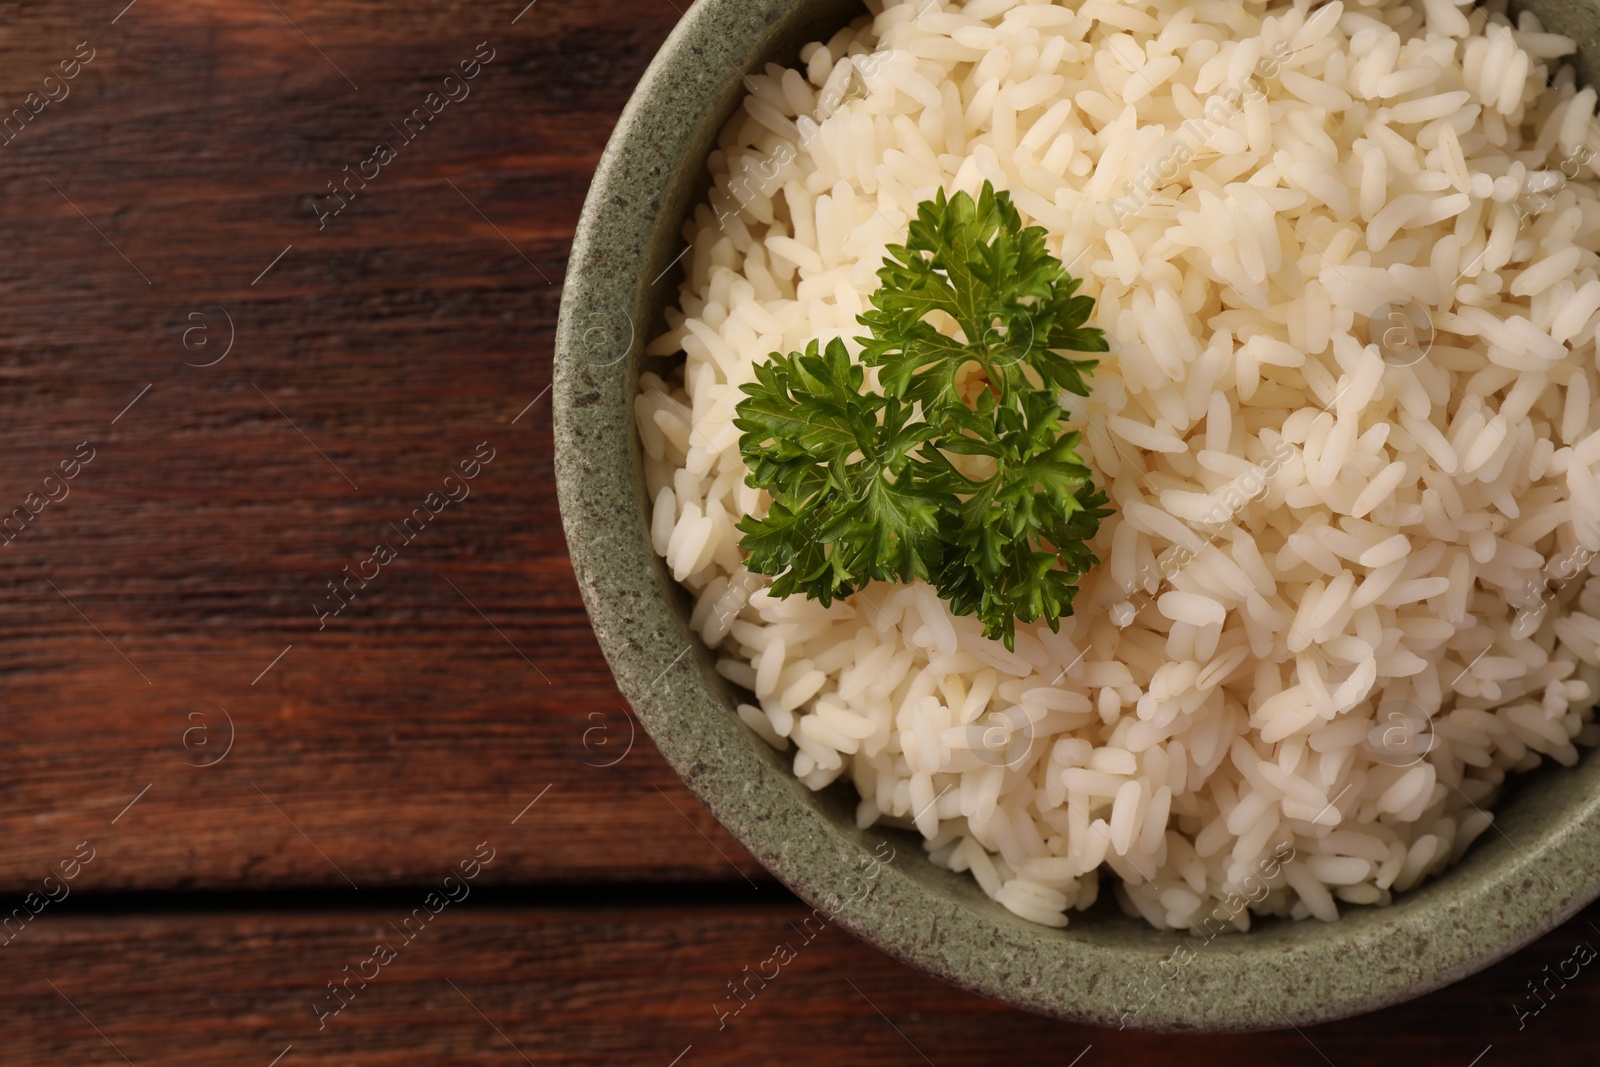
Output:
[[552, 0, 1600, 1030]]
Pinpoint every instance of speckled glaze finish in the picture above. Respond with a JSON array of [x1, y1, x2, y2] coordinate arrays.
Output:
[[553, 0, 1600, 1031]]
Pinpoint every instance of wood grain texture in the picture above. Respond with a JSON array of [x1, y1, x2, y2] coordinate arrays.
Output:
[[0, 0, 776, 891], [0, 898, 1596, 1065]]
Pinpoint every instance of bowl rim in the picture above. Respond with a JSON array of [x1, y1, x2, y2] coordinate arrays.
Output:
[[553, 0, 1600, 1032]]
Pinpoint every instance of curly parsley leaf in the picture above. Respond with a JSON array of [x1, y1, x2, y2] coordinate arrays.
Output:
[[859, 181, 1106, 417], [735, 339, 945, 604], [733, 181, 1109, 649]]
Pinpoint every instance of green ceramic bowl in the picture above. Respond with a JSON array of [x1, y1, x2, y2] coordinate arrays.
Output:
[[554, 0, 1600, 1031]]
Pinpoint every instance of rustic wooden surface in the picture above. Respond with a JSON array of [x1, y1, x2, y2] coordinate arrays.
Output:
[[0, 0, 765, 893], [0, 0, 1594, 1061], [4, 899, 1600, 1064]]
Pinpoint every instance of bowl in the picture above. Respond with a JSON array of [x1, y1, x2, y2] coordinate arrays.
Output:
[[553, 0, 1600, 1031]]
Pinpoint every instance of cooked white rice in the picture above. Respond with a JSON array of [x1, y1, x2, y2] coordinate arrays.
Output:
[[636, 0, 1600, 931]]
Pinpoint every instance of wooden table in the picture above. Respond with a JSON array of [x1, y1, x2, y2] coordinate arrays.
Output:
[[1, 1, 1595, 1062]]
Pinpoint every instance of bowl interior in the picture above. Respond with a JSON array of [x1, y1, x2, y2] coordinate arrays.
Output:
[[554, 0, 1600, 1031]]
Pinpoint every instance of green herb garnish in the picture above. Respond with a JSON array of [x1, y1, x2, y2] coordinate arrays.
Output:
[[733, 181, 1109, 650]]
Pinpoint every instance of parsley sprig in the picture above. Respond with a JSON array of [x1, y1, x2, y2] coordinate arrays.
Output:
[[733, 182, 1109, 650]]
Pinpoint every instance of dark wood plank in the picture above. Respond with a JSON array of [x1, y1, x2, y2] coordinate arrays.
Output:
[[0, 0, 774, 890], [1, 895, 1595, 1065]]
